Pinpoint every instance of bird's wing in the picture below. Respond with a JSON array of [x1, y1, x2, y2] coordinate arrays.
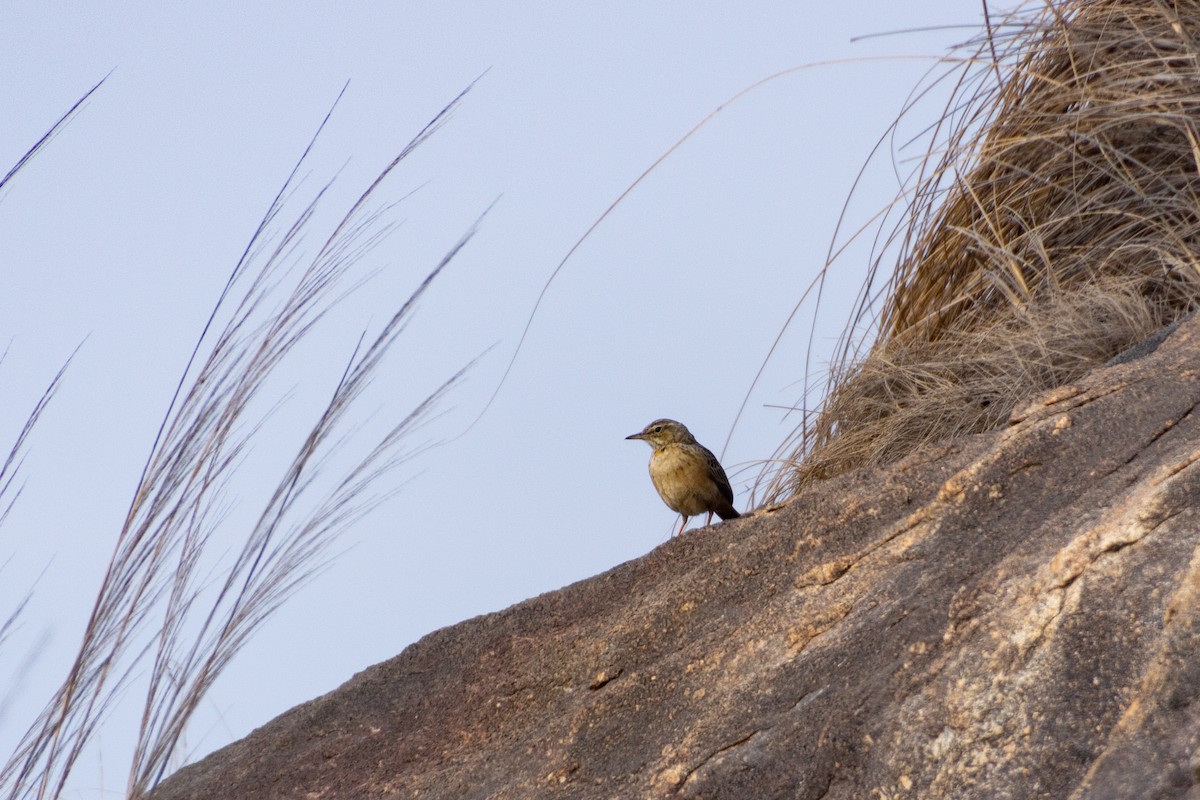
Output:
[[703, 446, 735, 505]]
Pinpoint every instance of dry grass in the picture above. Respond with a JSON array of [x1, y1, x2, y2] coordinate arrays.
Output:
[[0, 353, 74, 707], [0, 83, 483, 799], [761, 0, 1200, 500]]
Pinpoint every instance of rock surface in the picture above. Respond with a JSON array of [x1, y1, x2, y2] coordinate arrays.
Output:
[[155, 316, 1200, 799]]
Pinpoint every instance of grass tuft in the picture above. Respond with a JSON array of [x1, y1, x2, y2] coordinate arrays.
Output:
[[760, 0, 1200, 501]]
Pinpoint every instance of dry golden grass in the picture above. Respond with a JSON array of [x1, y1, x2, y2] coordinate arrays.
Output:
[[761, 0, 1200, 500]]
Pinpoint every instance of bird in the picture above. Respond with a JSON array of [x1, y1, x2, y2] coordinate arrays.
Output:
[[625, 418, 740, 537]]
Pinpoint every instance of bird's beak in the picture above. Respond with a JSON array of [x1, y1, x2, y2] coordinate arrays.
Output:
[[625, 432, 645, 441]]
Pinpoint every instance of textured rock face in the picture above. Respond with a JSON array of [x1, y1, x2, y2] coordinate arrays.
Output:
[[155, 317, 1200, 799]]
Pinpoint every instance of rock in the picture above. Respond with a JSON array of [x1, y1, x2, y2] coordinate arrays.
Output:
[[154, 316, 1200, 799]]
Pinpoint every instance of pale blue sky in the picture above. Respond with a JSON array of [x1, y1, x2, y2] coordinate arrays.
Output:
[[1, 2, 978, 794]]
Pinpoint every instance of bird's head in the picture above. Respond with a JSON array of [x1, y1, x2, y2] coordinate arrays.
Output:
[[625, 418, 695, 448]]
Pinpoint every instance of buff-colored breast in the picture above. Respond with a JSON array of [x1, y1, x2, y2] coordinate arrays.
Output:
[[649, 442, 731, 517]]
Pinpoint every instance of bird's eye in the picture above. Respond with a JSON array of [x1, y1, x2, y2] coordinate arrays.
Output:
[[652, 426, 662, 433]]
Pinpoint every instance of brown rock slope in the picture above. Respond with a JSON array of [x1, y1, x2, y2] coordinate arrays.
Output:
[[156, 316, 1200, 799]]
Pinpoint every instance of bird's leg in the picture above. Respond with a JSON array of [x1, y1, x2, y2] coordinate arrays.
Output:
[[676, 516, 688, 537], [705, 512, 714, 527]]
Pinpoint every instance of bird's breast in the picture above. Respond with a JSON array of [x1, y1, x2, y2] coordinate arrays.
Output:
[[648, 444, 718, 516]]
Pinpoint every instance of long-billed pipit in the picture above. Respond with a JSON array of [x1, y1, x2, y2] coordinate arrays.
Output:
[[626, 418, 740, 536]]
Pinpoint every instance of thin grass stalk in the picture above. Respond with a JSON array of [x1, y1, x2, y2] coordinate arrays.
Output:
[[0, 82, 482, 800]]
